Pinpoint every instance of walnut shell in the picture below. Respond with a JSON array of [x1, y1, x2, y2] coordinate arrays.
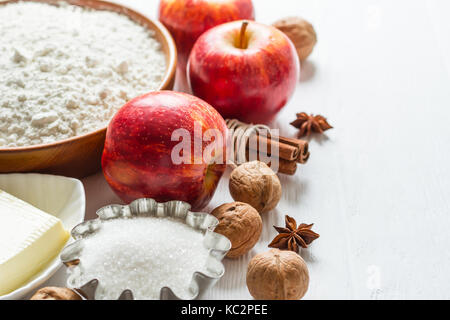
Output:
[[247, 249, 309, 300], [211, 202, 262, 259], [229, 161, 282, 214], [30, 287, 81, 300], [273, 16, 317, 61]]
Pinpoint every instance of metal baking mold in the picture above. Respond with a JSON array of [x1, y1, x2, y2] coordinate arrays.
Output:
[[60, 198, 231, 300]]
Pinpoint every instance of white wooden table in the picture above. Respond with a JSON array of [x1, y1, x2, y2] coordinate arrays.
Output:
[[43, 0, 450, 299]]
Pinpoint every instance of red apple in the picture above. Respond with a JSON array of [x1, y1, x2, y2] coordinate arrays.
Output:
[[188, 20, 300, 124], [102, 91, 228, 211], [158, 0, 255, 72]]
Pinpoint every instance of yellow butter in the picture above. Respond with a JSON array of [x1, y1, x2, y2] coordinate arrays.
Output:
[[0, 190, 69, 296]]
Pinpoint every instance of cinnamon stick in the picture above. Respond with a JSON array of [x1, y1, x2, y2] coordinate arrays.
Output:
[[245, 149, 298, 175], [275, 135, 310, 164], [248, 134, 299, 161], [278, 158, 298, 175], [248, 133, 309, 163]]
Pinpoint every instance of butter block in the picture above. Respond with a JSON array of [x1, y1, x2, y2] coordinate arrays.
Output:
[[0, 190, 69, 296]]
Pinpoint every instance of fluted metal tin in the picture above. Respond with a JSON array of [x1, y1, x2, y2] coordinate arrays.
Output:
[[60, 198, 231, 300]]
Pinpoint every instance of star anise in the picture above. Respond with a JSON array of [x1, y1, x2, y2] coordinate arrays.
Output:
[[290, 112, 333, 138], [268, 215, 320, 253]]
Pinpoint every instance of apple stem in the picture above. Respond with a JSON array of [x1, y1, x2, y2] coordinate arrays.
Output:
[[239, 21, 249, 49]]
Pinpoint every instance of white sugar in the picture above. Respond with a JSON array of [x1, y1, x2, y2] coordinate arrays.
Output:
[[73, 217, 211, 300]]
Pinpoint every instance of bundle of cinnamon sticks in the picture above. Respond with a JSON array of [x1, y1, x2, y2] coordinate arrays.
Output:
[[247, 133, 310, 175], [226, 119, 310, 175]]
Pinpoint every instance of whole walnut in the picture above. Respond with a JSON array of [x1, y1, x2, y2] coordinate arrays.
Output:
[[30, 287, 81, 300], [229, 161, 282, 214], [247, 249, 309, 300], [273, 16, 317, 61], [211, 202, 262, 259]]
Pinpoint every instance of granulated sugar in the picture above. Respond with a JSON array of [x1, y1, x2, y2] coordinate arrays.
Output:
[[73, 217, 211, 300], [0, 2, 166, 147]]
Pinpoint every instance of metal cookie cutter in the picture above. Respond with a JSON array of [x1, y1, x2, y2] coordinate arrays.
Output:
[[60, 198, 231, 300]]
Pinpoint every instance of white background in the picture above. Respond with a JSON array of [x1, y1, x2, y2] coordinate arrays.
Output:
[[42, 0, 450, 299]]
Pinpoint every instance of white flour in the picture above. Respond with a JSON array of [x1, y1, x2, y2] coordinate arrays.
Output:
[[0, 2, 166, 147]]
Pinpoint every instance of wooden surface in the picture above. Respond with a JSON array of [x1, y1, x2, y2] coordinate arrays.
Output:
[[41, 0, 450, 299]]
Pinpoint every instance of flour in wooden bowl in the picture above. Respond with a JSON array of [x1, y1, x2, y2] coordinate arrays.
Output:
[[0, 1, 166, 147]]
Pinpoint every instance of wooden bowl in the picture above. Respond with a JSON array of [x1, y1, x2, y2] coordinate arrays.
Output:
[[0, 0, 177, 178]]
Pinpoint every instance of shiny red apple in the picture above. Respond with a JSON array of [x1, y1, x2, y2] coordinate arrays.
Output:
[[158, 0, 255, 72], [188, 20, 300, 124], [102, 91, 228, 211]]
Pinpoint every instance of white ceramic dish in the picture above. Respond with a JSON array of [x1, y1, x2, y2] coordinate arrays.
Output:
[[0, 173, 85, 300]]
